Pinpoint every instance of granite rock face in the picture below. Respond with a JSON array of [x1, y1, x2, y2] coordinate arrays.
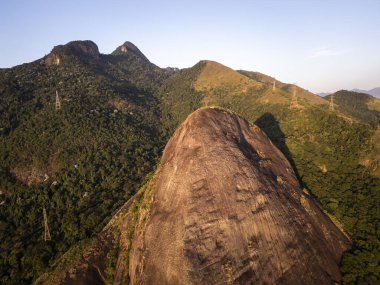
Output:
[[128, 107, 351, 285], [43, 40, 99, 65], [40, 108, 351, 285], [43, 53, 61, 65]]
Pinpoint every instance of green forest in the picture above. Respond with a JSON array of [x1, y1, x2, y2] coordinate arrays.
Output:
[[0, 47, 168, 284], [0, 41, 379, 284]]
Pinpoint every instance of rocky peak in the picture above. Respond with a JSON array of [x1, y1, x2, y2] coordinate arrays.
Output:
[[70, 40, 99, 57], [43, 40, 99, 65], [113, 41, 149, 61], [40, 107, 352, 285], [126, 107, 351, 284]]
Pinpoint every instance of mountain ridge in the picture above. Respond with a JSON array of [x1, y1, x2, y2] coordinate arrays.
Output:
[[318, 88, 380, 99], [112, 41, 149, 62], [325, 90, 380, 126], [352, 87, 380, 98], [0, 40, 378, 285], [43, 40, 100, 65]]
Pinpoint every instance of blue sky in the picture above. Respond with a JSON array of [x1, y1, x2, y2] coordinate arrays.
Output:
[[1, 0, 379, 93]]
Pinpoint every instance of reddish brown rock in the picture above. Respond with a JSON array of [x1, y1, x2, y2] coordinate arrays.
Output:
[[128, 107, 351, 285], [43, 53, 61, 65], [43, 40, 99, 65], [39, 107, 351, 285]]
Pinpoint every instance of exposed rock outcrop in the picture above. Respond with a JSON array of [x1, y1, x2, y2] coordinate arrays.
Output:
[[38, 107, 351, 285], [127, 107, 351, 284], [43, 40, 99, 65], [113, 41, 149, 61], [43, 53, 61, 65]]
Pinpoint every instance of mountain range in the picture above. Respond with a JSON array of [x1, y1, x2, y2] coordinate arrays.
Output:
[[318, 87, 380, 99], [0, 40, 379, 284], [352, 87, 380, 99]]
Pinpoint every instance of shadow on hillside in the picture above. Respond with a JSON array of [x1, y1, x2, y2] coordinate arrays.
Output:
[[254, 113, 300, 180]]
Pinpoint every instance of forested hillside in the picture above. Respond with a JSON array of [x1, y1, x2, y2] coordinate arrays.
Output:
[[160, 61, 380, 284], [0, 41, 378, 284], [326, 90, 380, 126], [0, 41, 169, 284]]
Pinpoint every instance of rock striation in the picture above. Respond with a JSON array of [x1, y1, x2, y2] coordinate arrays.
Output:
[[39, 107, 351, 285], [127, 107, 351, 285]]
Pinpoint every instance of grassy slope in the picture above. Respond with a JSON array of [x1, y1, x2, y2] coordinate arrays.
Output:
[[325, 90, 380, 126], [325, 90, 380, 180], [161, 61, 379, 284], [1, 50, 378, 284]]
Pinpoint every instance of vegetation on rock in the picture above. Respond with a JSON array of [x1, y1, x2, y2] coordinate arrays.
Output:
[[0, 40, 378, 284]]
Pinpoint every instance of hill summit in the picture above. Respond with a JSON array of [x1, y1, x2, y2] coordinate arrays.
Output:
[[1, 39, 378, 285], [40, 108, 351, 285], [43, 40, 99, 65], [112, 41, 149, 61]]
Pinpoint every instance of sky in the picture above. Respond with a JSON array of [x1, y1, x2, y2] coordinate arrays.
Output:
[[0, 0, 379, 93]]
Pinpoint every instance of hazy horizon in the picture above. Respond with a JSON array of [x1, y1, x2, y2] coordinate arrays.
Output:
[[1, 0, 379, 93]]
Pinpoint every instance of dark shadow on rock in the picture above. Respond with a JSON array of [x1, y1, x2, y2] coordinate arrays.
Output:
[[254, 113, 301, 182]]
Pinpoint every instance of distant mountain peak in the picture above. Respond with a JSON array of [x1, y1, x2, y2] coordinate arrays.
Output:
[[194, 60, 262, 92], [351, 87, 380, 99], [64, 40, 99, 55], [316, 92, 331, 97], [113, 41, 149, 61], [43, 40, 99, 65]]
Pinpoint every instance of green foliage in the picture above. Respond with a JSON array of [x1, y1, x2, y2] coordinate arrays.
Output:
[[0, 51, 166, 284], [327, 90, 380, 126], [0, 46, 379, 284], [163, 70, 380, 283], [157, 62, 205, 135], [105, 243, 119, 284], [252, 110, 379, 284]]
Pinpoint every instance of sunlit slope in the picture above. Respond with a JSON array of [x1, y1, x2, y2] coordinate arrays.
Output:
[[159, 59, 379, 285]]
